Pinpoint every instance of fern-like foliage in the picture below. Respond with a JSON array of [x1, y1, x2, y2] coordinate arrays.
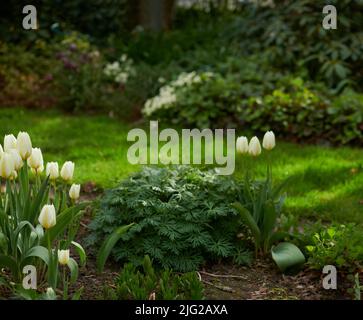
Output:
[[86, 166, 250, 271]]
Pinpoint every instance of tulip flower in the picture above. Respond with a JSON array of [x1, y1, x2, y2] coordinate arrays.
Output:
[[0, 153, 15, 179], [10, 170, 17, 180], [38, 204, 56, 229], [9, 149, 23, 171], [4, 134, 17, 152], [28, 148, 43, 171], [236, 136, 249, 154], [248, 136, 262, 157], [262, 131, 276, 151], [46, 162, 59, 180], [17, 132, 32, 160], [60, 161, 75, 181], [58, 249, 70, 265], [69, 184, 80, 200], [0, 145, 3, 158]]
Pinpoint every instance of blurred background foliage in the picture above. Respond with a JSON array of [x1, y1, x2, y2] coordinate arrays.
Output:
[[0, 0, 363, 144]]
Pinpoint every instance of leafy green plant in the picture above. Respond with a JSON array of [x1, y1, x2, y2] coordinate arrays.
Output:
[[0, 131, 86, 299], [304, 224, 363, 270], [103, 255, 204, 300], [87, 166, 250, 272]]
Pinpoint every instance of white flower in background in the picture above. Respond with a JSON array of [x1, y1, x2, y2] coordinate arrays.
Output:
[[9, 149, 23, 171], [236, 136, 249, 154], [262, 131, 276, 150], [4, 134, 17, 152], [58, 249, 70, 265], [60, 161, 75, 181], [142, 71, 214, 117], [69, 183, 81, 200], [0, 153, 15, 179], [0, 144, 3, 158], [38, 204, 56, 229], [28, 148, 43, 171], [17, 132, 32, 160], [248, 136, 262, 157], [46, 162, 59, 180], [104, 54, 135, 84]]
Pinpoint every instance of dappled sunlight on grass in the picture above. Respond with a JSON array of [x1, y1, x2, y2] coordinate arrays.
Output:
[[1, 108, 362, 224]]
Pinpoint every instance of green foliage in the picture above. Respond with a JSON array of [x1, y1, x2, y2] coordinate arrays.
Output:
[[229, 0, 363, 90], [103, 255, 204, 300], [302, 223, 363, 270], [87, 166, 250, 272]]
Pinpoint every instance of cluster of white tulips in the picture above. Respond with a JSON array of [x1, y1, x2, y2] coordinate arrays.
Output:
[[0, 132, 80, 202], [0, 131, 85, 298], [236, 131, 276, 156]]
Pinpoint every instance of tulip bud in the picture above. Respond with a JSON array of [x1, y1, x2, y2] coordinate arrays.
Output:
[[46, 162, 59, 180], [236, 136, 249, 154], [262, 131, 276, 151], [10, 170, 17, 181], [28, 148, 43, 171], [4, 134, 17, 152], [38, 204, 56, 229], [0, 153, 15, 179], [69, 184, 80, 200], [58, 249, 70, 265], [60, 161, 75, 181], [9, 149, 23, 171], [17, 132, 32, 160], [248, 136, 262, 157]]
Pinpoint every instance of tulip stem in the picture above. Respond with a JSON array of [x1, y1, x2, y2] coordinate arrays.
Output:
[[63, 266, 68, 300]]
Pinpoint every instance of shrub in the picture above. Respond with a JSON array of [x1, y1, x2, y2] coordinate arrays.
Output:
[[103, 255, 204, 300], [87, 166, 252, 272]]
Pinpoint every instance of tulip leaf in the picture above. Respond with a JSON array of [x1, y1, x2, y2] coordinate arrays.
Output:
[[29, 176, 50, 225], [97, 223, 134, 273], [271, 242, 305, 274], [67, 257, 79, 284], [71, 241, 86, 267], [232, 202, 260, 248], [22, 245, 49, 266]]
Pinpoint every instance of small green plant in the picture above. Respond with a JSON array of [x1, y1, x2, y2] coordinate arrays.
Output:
[[305, 224, 363, 270], [103, 255, 204, 300]]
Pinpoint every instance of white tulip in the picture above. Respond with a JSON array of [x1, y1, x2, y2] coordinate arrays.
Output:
[[0, 145, 3, 158], [0, 153, 15, 179], [248, 136, 262, 157], [58, 249, 70, 265], [9, 149, 23, 171], [60, 161, 75, 181], [262, 131, 276, 151], [236, 136, 249, 154], [38, 204, 56, 229], [46, 162, 59, 180], [17, 132, 32, 160], [27, 148, 43, 171], [69, 184, 80, 200], [4, 134, 17, 152]]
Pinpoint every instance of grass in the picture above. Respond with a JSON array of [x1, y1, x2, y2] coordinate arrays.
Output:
[[1, 108, 363, 224]]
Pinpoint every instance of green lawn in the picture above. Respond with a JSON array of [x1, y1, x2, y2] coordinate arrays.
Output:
[[1, 108, 362, 224]]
